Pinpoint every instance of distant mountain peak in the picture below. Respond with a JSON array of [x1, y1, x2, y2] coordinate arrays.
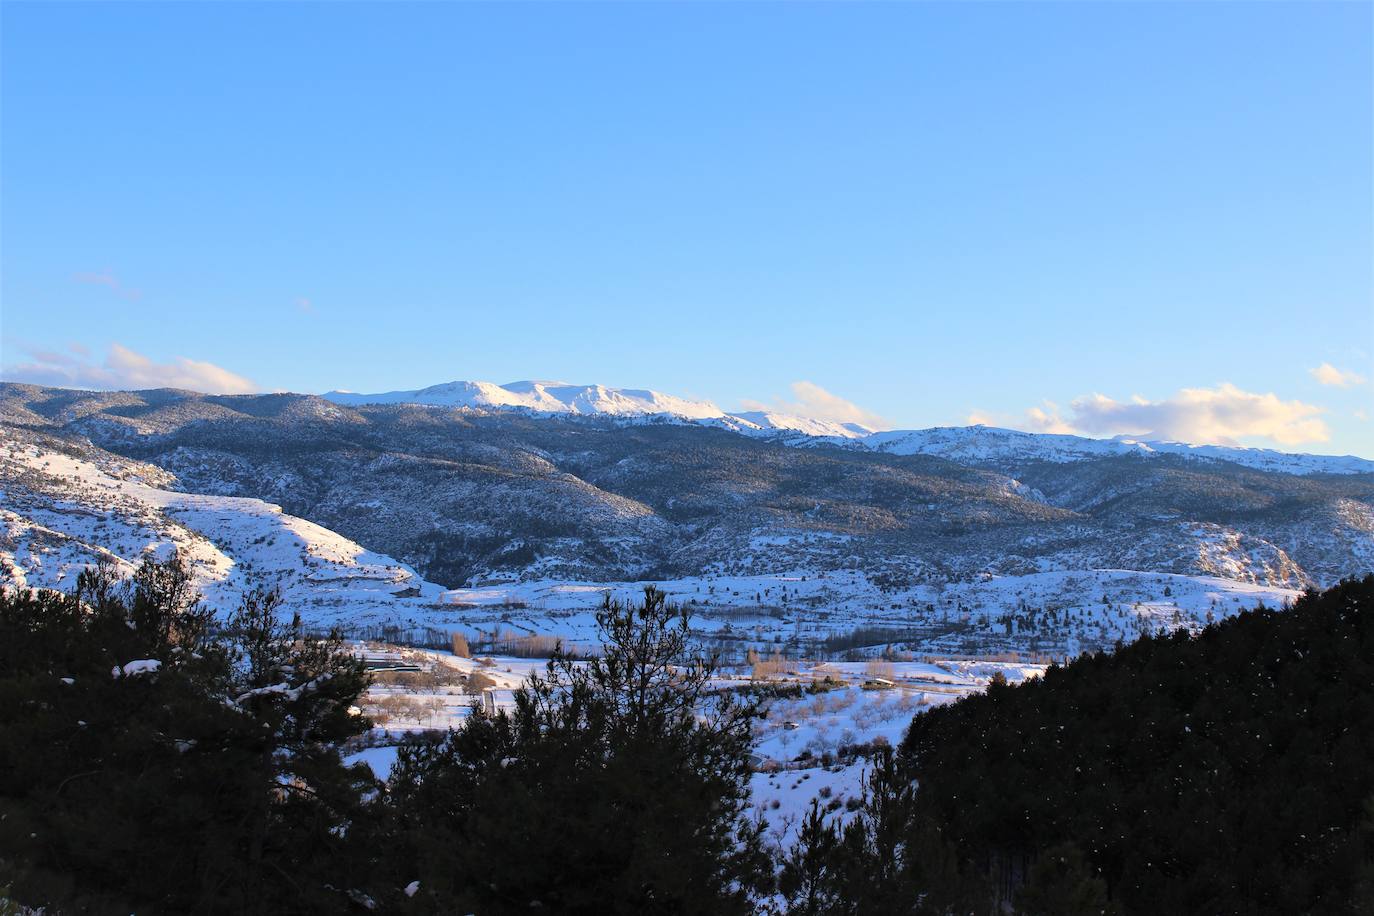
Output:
[[323, 379, 727, 421], [322, 379, 887, 439]]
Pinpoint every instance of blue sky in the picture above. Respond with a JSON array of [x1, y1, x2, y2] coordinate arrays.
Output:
[[2, 2, 1370, 455]]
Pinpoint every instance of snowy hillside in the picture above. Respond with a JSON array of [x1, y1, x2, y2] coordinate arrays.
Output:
[[0, 432, 445, 625], [853, 425, 1374, 476], [1118, 438, 1374, 476], [856, 426, 1147, 463], [715, 411, 876, 439]]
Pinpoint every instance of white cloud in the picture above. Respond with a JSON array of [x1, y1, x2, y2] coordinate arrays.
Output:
[[1023, 401, 1078, 435], [741, 381, 888, 429], [73, 270, 142, 301], [4, 342, 258, 394], [1010, 383, 1329, 447], [1309, 362, 1366, 388]]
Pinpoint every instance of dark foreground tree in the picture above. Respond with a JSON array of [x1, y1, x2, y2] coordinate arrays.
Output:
[[0, 557, 375, 914], [898, 575, 1374, 914], [777, 748, 968, 915], [384, 587, 772, 915]]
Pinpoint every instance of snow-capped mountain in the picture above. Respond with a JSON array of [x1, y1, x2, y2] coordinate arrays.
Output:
[[325, 380, 726, 420], [325, 380, 878, 439], [323, 378, 1372, 476], [851, 426, 1374, 476]]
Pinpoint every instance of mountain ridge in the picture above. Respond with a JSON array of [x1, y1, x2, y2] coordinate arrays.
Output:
[[321, 379, 1373, 476], [322, 379, 877, 440]]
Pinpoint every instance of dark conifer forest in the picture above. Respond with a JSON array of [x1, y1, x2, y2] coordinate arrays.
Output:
[[2, 562, 1372, 914], [898, 575, 1374, 914]]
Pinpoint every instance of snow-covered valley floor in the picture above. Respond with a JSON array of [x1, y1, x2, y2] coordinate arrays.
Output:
[[426, 567, 1299, 662], [343, 643, 1046, 848]]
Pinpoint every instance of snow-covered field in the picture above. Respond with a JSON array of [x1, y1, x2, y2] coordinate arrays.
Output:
[[342, 642, 1045, 847], [434, 567, 1298, 660]]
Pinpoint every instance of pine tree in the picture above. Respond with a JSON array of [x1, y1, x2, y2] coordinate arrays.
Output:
[[386, 587, 772, 914], [778, 801, 842, 915], [0, 556, 375, 914], [1014, 843, 1115, 915]]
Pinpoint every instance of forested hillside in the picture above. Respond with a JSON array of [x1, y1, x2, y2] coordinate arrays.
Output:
[[896, 576, 1374, 913]]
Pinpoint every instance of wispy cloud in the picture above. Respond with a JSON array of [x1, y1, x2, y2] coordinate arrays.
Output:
[[966, 410, 998, 427], [73, 270, 142, 301], [1011, 383, 1329, 447], [741, 381, 888, 429], [3, 342, 258, 394], [296, 297, 315, 314], [1309, 362, 1366, 388]]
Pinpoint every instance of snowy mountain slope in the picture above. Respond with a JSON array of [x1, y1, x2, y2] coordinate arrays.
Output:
[[710, 411, 876, 439], [851, 425, 1374, 476], [855, 426, 1146, 463], [0, 429, 445, 625], [1117, 438, 1374, 476]]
